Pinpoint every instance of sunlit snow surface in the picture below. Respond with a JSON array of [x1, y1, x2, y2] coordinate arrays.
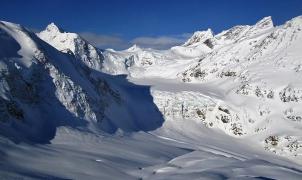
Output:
[[1, 16, 302, 179]]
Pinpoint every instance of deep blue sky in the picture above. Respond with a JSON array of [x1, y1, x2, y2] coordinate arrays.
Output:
[[1, 0, 302, 49]]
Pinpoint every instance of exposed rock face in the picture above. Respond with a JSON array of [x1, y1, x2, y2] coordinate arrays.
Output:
[[279, 86, 302, 102]]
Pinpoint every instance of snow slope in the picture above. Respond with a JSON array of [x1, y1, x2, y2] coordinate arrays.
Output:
[[1, 16, 302, 179], [0, 21, 163, 143], [102, 16, 302, 163]]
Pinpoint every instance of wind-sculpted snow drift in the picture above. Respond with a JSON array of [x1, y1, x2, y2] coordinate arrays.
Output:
[[1, 16, 302, 179]]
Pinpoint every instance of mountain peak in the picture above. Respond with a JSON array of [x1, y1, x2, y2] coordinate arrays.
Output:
[[126, 44, 141, 51], [45, 22, 64, 33], [183, 28, 214, 47], [285, 15, 302, 28], [254, 16, 274, 29]]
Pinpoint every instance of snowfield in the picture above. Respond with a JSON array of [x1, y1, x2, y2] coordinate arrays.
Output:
[[1, 15, 302, 179]]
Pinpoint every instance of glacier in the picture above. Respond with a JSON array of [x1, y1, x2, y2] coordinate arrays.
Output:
[[0, 16, 302, 179]]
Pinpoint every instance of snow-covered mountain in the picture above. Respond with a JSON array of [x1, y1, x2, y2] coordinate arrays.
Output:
[[1, 16, 302, 179], [37, 23, 104, 71], [0, 21, 163, 143], [97, 16, 302, 162]]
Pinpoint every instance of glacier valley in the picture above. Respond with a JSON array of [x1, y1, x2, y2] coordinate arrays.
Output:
[[1, 16, 302, 179]]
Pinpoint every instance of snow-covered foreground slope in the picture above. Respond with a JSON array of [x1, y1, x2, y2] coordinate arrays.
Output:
[[2, 121, 302, 179], [1, 16, 302, 179]]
